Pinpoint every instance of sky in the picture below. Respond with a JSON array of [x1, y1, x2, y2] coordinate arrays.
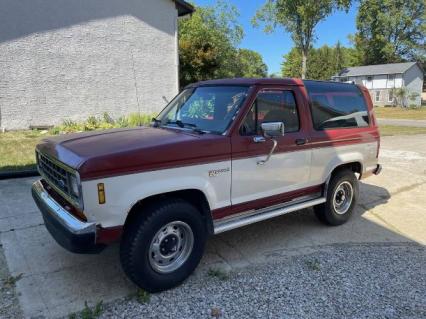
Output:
[[193, 0, 359, 75]]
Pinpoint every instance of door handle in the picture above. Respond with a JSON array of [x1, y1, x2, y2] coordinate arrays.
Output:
[[295, 138, 307, 145]]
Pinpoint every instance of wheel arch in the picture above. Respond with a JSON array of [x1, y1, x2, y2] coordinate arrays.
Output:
[[323, 161, 363, 197], [124, 189, 214, 235]]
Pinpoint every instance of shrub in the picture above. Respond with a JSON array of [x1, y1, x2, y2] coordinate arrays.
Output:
[[50, 112, 155, 135]]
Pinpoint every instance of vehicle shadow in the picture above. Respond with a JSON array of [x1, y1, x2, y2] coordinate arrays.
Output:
[[204, 181, 408, 269]]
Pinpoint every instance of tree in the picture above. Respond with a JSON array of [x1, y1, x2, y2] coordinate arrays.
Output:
[[253, 0, 351, 79], [354, 0, 425, 65], [178, 2, 268, 87], [233, 49, 268, 78], [281, 43, 357, 79], [178, 1, 243, 87]]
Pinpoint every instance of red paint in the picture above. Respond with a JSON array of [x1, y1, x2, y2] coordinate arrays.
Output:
[[35, 78, 379, 182], [212, 185, 322, 220], [37, 127, 232, 181], [96, 226, 123, 244]]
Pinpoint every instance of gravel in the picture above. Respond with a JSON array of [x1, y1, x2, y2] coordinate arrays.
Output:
[[100, 243, 426, 319], [0, 244, 22, 319]]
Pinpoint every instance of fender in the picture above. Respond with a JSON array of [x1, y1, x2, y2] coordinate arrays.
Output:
[[81, 160, 232, 228]]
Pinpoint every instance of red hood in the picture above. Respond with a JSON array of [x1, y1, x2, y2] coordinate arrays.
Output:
[[36, 127, 231, 180]]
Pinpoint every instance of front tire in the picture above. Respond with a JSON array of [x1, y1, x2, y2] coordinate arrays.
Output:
[[120, 198, 207, 292], [314, 169, 359, 226]]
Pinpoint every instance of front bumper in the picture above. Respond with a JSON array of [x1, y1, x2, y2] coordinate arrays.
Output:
[[31, 180, 104, 254]]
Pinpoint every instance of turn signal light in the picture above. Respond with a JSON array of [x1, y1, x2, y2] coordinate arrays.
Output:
[[97, 183, 106, 204]]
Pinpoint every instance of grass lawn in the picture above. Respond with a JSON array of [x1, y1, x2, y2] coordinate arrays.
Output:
[[379, 125, 426, 136], [374, 107, 426, 120], [0, 131, 49, 173]]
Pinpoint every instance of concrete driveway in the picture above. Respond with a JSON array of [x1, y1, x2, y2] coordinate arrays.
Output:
[[0, 134, 425, 318]]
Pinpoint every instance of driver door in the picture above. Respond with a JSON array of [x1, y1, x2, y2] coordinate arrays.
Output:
[[231, 87, 312, 206]]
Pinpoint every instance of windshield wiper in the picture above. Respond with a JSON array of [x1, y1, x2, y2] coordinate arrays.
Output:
[[166, 120, 205, 134]]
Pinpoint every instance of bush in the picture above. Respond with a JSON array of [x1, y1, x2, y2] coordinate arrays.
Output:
[[50, 112, 155, 135]]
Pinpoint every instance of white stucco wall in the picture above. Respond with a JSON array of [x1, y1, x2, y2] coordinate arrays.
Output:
[[0, 0, 180, 130]]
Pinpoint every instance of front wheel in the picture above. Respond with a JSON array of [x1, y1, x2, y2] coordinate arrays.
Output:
[[120, 198, 207, 292], [314, 169, 359, 226]]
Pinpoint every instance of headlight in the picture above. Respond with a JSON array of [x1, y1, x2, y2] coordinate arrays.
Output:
[[69, 174, 80, 198]]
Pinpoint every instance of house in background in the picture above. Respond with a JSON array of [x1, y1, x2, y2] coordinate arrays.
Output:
[[0, 0, 193, 130], [332, 62, 424, 107]]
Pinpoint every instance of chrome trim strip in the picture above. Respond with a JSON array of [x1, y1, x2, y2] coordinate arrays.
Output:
[[217, 193, 321, 223], [32, 180, 95, 235], [213, 197, 326, 234]]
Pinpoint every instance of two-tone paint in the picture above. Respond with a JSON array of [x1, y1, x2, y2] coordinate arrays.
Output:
[[35, 78, 380, 245]]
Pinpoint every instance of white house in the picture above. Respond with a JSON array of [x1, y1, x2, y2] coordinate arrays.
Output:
[[333, 62, 424, 107], [0, 0, 193, 130]]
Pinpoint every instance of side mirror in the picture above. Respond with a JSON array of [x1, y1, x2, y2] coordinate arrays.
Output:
[[261, 122, 285, 137]]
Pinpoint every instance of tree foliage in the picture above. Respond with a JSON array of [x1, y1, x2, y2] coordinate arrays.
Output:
[[233, 49, 268, 78], [178, 2, 268, 87], [354, 0, 425, 65], [253, 0, 351, 78], [281, 43, 357, 80]]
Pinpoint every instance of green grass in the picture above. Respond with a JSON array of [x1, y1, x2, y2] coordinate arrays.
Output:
[[68, 301, 103, 319], [135, 289, 151, 304], [207, 268, 229, 281], [379, 125, 426, 136], [374, 107, 426, 120], [305, 259, 321, 271], [0, 112, 154, 173], [0, 131, 47, 172]]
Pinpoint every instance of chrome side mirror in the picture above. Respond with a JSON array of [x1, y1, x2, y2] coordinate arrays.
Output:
[[257, 122, 284, 165], [261, 122, 285, 137]]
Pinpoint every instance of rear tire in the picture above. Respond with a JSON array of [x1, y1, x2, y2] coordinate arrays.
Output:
[[120, 198, 207, 292], [314, 169, 359, 226]]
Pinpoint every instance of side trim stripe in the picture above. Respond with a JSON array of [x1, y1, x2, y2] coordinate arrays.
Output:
[[213, 197, 326, 234]]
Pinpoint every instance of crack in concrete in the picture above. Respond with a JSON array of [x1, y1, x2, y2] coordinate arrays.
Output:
[[0, 223, 44, 235]]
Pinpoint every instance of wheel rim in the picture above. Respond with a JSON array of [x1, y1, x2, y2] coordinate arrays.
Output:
[[148, 221, 194, 274], [332, 181, 354, 215]]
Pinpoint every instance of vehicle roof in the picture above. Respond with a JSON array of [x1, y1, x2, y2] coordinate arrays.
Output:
[[188, 78, 305, 87], [187, 78, 362, 89]]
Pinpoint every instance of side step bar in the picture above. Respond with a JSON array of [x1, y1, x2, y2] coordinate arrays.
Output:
[[213, 197, 326, 234]]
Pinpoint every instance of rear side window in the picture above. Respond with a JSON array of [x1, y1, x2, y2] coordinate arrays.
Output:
[[304, 81, 370, 130]]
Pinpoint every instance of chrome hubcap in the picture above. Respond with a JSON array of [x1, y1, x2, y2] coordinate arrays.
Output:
[[148, 221, 194, 274], [333, 181, 353, 215]]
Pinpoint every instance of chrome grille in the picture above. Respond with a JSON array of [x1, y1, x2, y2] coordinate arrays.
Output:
[[37, 152, 76, 201]]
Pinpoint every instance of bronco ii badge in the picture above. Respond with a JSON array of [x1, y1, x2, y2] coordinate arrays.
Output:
[[208, 167, 230, 177]]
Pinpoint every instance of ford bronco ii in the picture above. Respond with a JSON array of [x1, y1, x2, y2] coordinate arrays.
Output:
[[32, 78, 381, 292]]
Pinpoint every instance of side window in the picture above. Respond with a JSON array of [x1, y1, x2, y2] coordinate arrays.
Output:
[[305, 81, 370, 130], [240, 90, 300, 136]]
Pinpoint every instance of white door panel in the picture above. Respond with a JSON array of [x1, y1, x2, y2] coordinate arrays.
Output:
[[231, 149, 312, 205]]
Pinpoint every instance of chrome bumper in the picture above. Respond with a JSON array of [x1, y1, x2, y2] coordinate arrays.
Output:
[[32, 180, 103, 253]]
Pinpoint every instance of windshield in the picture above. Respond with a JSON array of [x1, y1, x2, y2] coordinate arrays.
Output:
[[157, 86, 250, 134]]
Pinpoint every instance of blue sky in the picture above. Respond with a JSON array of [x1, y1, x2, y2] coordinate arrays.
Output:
[[193, 0, 358, 75]]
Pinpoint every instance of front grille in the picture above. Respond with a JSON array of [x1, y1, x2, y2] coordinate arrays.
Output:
[[37, 152, 76, 202]]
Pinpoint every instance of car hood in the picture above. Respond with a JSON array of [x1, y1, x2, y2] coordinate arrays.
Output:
[[36, 127, 231, 180]]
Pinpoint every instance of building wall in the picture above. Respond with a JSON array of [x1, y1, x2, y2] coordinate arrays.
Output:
[[0, 0, 179, 130], [403, 64, 423, 106], [349, 74, 403, 90], [346, 71, 423, 106]]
